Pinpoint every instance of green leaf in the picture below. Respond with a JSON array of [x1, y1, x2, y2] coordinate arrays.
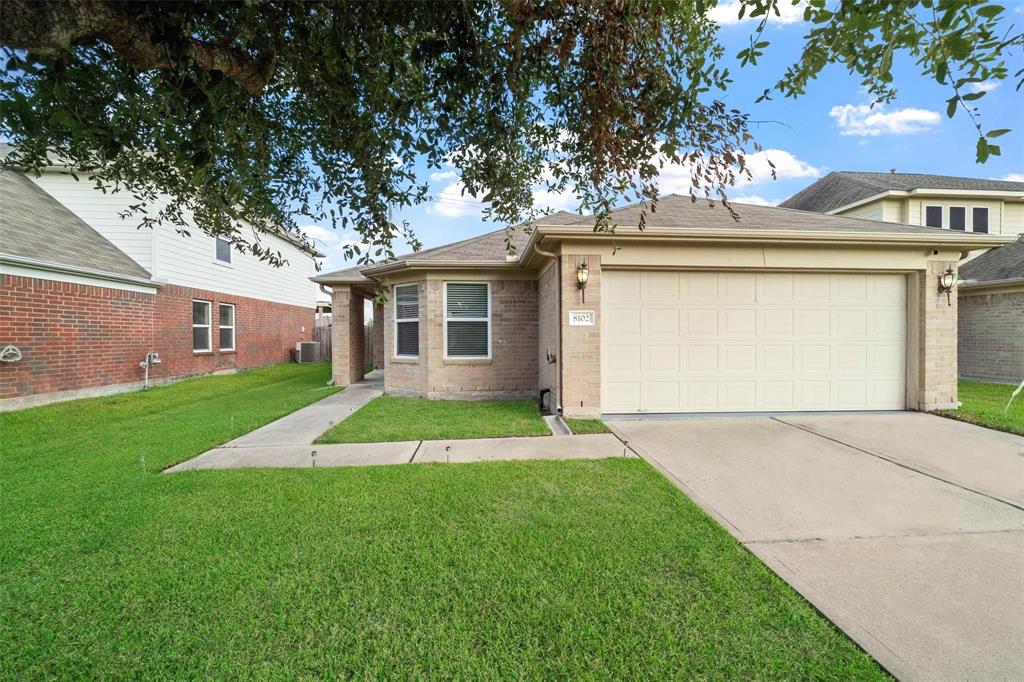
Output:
[[946, 97, 958, 118], [986, 129, 1010, 138], [976, 5, 1004, 19], [976, 137, 990, 164]]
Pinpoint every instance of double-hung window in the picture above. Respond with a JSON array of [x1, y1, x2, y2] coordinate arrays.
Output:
[[192, 300, 211, 352], [219, 303, 236, 351], [215, 236, 232, 264], [949, 206, 966, 231], [444, 282, 490, 359], [972, 207, 989, 233], [924, 205, 943, 228], [394, 284, 419, 358]]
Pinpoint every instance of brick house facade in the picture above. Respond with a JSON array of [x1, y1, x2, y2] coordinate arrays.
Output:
[[958, 289, 1024, 383], [0, 275, 314, 406], [315, 197, 1002, 417], [0, 166, 320, 410]]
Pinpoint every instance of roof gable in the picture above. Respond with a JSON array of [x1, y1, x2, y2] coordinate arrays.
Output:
[[0, 169, 152, 281], [780, 171, 1024, 213]]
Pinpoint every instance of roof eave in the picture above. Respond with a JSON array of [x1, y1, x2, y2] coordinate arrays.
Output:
[[826, 188, 1024, 214], [531, 225, 1013, 249], [360, 259, 522, 277], [0, 253, 160, 288]]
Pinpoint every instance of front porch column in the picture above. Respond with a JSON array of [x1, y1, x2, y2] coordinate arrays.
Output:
[[330, 285, 366, 386], [372, 301, 385, 369], [560, 254, 602, 418], [915, 260, 959, 410]]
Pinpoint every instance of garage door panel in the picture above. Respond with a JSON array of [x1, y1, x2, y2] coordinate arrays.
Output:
[[603, 271, 906, 413]]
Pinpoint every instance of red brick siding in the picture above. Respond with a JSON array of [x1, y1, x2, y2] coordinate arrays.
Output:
[[0, 275, 314, 402], [0, 275, 155, 399]]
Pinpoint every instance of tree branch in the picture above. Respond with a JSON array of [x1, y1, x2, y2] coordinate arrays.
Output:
[[0, 0, 276, 96]]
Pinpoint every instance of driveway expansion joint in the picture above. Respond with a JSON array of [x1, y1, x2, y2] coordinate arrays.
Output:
[[771, 415, 1024, 511]]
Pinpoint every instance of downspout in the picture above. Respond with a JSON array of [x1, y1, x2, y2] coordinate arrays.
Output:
[[533, 242, 562, 415], [319, 283, 332, 298]]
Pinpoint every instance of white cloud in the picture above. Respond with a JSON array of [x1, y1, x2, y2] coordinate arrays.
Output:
[[708, 0, 806, 26], [653, 148, 822, 195], [429, 179, 486, 218], [829, 104, 940, 136], [299, 224, 339, 245], [1000, 173, 1024, 182], [969, 81, 1001, 94], [731, 194, 780, 206], [429, 170, 459, 182]]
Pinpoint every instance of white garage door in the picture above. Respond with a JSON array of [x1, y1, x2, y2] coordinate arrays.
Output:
[[602, 271, 906, 413]]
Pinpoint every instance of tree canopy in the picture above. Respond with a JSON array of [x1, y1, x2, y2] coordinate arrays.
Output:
[[1, 0, 1020, 266]]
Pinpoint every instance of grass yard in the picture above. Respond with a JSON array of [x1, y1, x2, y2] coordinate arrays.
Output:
[[316, 395, 551, 442], [564, 417, 612, 434], [2, 363, 885, 678], [935, 379, 1024, 435]]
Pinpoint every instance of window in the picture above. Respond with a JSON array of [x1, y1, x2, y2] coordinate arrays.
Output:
[[394, 284, 419, 357], [925, 205, 943, 228], [949, 206, 966, 231], [192, 300, 211, 352], [444, 282, 490, 358], [215, 236, 232, 264], [972, 207, 989, 233], [219, 303, 236, 351]]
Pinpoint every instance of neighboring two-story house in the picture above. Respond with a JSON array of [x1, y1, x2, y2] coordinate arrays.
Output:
[[0, 162, 322, 410], [782, 171, 1024, 384]]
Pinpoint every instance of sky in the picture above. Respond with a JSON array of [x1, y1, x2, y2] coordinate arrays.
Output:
[[304, 2, 1024, 274]]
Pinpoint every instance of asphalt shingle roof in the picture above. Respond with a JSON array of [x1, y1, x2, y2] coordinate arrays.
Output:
[[780, 171, 1024, 214], [546, 194, 964, 234], [0, 169, 152, 280], [959, 236, 1024, 284], [315, 195, 999, 283]]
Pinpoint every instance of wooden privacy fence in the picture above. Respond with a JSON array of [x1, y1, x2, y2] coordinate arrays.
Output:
[[313, 316, 332, 362]]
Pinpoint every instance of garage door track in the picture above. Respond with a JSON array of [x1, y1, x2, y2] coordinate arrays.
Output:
[[614, 412, 1024, 682]]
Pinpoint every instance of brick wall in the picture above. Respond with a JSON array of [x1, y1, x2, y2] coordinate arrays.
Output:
[[154, 284, 313, 380], [381, 278, 538, 399], [560, 255, 601, 418], [537, 260, 560, 412], [916, 261, 960, 410], [0, 274, 314, 406], [0, 274, 156, 400], [958, 289, 1024, 383]]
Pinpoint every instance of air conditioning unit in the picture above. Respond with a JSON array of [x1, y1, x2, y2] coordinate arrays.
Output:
[[297, 341, 320, 363]]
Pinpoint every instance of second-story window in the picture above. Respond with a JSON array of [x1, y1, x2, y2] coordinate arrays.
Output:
[[215, 236, 232, 264], [924, 205, 943, 228], [972, 207, 989, 233], [949, 206, 966, 231]]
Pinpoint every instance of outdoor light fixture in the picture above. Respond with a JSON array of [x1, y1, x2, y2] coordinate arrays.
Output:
[[938, 267, 956, 306], [576, 262, 590, 288]]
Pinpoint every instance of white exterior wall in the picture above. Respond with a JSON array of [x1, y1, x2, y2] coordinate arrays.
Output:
[[29, 170, 320, 308]]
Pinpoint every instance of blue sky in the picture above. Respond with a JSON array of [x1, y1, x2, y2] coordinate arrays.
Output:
[[306, 3, 1024, 273]]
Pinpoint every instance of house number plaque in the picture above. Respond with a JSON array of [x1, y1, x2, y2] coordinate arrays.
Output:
[[568, 310, 595, 326]]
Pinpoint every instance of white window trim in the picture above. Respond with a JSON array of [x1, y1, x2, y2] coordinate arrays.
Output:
[[948, 205, 967, 231], [443, 281, 491, 360], [218, 303, 236, 352], [923, 204, 944, 229], [192, 299, 212, 353], [970, 206, 990, 233], [213, 236, 233, 267], [393, 283, 419, 359]]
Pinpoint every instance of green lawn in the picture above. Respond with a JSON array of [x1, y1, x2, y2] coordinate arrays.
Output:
[[564, 417, 612, 434], [316, 395, 551, 442], [935, 379, 1024, 435], [2, 364, 885, 678]]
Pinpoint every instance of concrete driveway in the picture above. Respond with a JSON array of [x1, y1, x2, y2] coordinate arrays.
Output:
[[613, 413, 1024, 682]]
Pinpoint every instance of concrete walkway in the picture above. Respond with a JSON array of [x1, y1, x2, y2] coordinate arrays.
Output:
[[166, 372, 628, 472], [614, 413, 1024, 682]]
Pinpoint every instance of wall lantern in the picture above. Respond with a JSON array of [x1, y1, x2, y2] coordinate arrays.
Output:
[[938, 267, 956, 305], [576, 262, 590, 289]]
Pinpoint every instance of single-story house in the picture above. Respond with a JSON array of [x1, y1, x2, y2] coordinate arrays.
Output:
[[312, 195, 1009, 418], [956, 235, 1024, 384]]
